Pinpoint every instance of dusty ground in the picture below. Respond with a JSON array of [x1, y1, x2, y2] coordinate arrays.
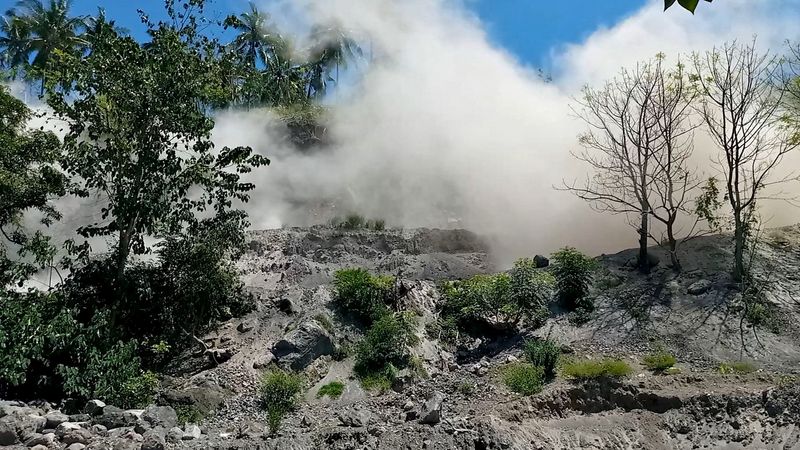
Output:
[[143, 225, 800, 450]]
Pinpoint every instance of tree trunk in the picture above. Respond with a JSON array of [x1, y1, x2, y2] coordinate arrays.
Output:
[[638, 211, 650, 274], [117, 228, 131, 284], [667, 225, 681, 272], [733, 214, 746, 282]]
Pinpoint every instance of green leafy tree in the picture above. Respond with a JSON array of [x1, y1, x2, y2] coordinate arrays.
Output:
[[306, 24, 361, 98], [46, 5, 269, 283], [0, 16, 31, 77], [0, 84, 66, 287], [665, 0, 713, 13], [551, 247, 597, 311]]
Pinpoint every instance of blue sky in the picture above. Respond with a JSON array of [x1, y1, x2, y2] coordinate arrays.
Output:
[[61, 0, 646, 69]]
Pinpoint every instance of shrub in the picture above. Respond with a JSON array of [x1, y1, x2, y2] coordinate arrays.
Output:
[[317, 381, 345, 399], [333, 268, 395, 324], [523, 339, 560, 380], [457, 381, 475, 396], [502, 363, 544, 396], [370, 219, 386, 231], [260, 370, 303, 434], [440, 258, 553, 333], [643, 351, 677, 372], [174, 404, 206, 424], [342, 214, 366, 229], [718, 361, 757, 374], [355, 313, 418, 375], [551, 247, 597, 311], [562, 358, 633, 380]]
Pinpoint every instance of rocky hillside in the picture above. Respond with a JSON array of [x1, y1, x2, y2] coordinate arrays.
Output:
[[3, 226, 800, 450]]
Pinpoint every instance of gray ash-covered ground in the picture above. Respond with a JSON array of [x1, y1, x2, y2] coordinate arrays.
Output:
[[4, 225, 800, 449]]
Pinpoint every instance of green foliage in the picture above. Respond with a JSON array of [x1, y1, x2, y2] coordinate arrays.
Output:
[[695, 177, 723, 232], [59, 341, 157, 409], [370, 219, 386, 231], [523, 339, 560, 380], [642, 352, 677, 372], [354, 313, 418, 376], [425, 317, 460, 346], [316, 381, 345, 399], [0, 85, 66, 287], [457, 381, 475, 396], [46, 5, 269, 274], [664, 0, 712, 14], [551, 248, 597, 311], [333, 268, 395, 324], [174, 404, 206, 425], [502, 363, 544, 396], [562, 358, 633, 380], [260, 370, 303, 434], [440, 258, 553, 334], [358, 368, 394, 392], [718, 361, 757, 375], [342, 214, 366, 230], [314, 314, 335, 335]]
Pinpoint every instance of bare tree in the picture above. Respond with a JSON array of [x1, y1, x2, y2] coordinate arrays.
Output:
[[692, 41, 798, 282], [565, 56, 702, 273]]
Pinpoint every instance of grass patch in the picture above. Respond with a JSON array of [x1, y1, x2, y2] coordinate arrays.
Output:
[[358, 369, 394, 392], [260, 370, 303, 434], [173, 404, 206, 424], [642, 351, 677, 373], [718, 361, 758, 375], [457, 381, 475, 396], [523, 339, 560, 380], [316, 381, 345, 399], [342, 213, 367, 230], [562, 358, 633, 380], [502, 363, 544, 396]]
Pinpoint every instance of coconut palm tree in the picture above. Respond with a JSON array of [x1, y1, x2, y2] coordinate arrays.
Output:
[[306, 25, 361, 98], [0, 15, 31, 78], [6, 0, 87, 92], [227, 1, 287, 70]]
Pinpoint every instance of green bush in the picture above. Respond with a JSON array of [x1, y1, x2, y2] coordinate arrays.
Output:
[[440, 258, 553, 334], [370, 219, 386, 231], [260, 370, 303, 434], [316, 381, 345, 399], [643, 352, 677, 372], [355, 313, 418, 375], [333, 268, 395, 324], [523, 339, 560, 380], [718, 361, 757, 374], [342, 214, 366, 229], [551, 247, 597, 311], [562, 358, 632, 380], [502, 363, 544, 395], [457, 381, 475, 396]]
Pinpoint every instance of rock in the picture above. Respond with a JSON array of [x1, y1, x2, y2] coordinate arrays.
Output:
[[16, 413, 47, 439], [337, 409, 371, 428], [272, 321, 334, 371], [158, 379, 228, 418], [44, 411, 70, 429], [182, 424, 201, 440], [0, 418, 18, 446], [56, 422, 83, 437], [209, 348, 235, 364], [419, 391, 444, 425], [167, 426, 184, 443], [141, 429, 166, 450], [534, 255, 550, 268], [403, 400, 415, 411], [69, 414, 91, 423], [84, 400, 106, 416], [122, 409, 144, 426], [67, 443, 87, 450], [506, 355, 518, 363], [237, 319, 258, 333], [277, 297, 295, 314], [391, 369, 415, 393], [25, 432, 55, 447], [142, 406, 178, 429], [62, 428, 93, 446], [252, 352, 275, 369], [91, 424, 107, 436], [97, 406, 132, 429], [31, 445, 48, 450], [688, 279, 713, 295]]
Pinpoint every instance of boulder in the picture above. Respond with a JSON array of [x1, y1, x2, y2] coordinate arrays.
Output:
[[533, 255, 550, 268], [97, 406, 132, 429], [25, 432, 55, 447], [252, 352, 276, 369], [142, 406, 178, 430], [44, 411, 70, 429], [141, 429, 166, 450], [182, 424, 201, 440], [84, 400, 106, 416], [419, 391, 444, 425], [69, 414, 91, 423], [277, 297, 296, 314], [158, 379, 228, 418], [272, 321, 334, 371], [688, 279, 713, 295], [90, 424, 107, 436], [56, 422, 83, 437], [61, 428, 93, 446], [390, 369, 415, 393], [16, 413, 47, 440], [0, 417, 18, 446], [337, 409, 371, 428], [167, 426, 184, 443], [237, 319, 258, 333], [67, 443, 87, 450]]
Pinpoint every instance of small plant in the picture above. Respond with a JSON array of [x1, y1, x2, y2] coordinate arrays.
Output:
[[174, 404, 206, 424], [333, 268, 395, 324], [342, 213, 366, 230], [260, 370, 303, 434], [316, 381, 345, 399], [355, 313, 418, 375], [523, 339, 560, 380], [358, 369, 395, 392], [314, 314, 335, 334], [718, 361, 758, 375], [643, 351, 677, 372], [562, 358, 633, 380], [551, 247, 597, 311], [502, 363, 544, 396], [371, 219, 386, 231], [457, 381, 475, 396]]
